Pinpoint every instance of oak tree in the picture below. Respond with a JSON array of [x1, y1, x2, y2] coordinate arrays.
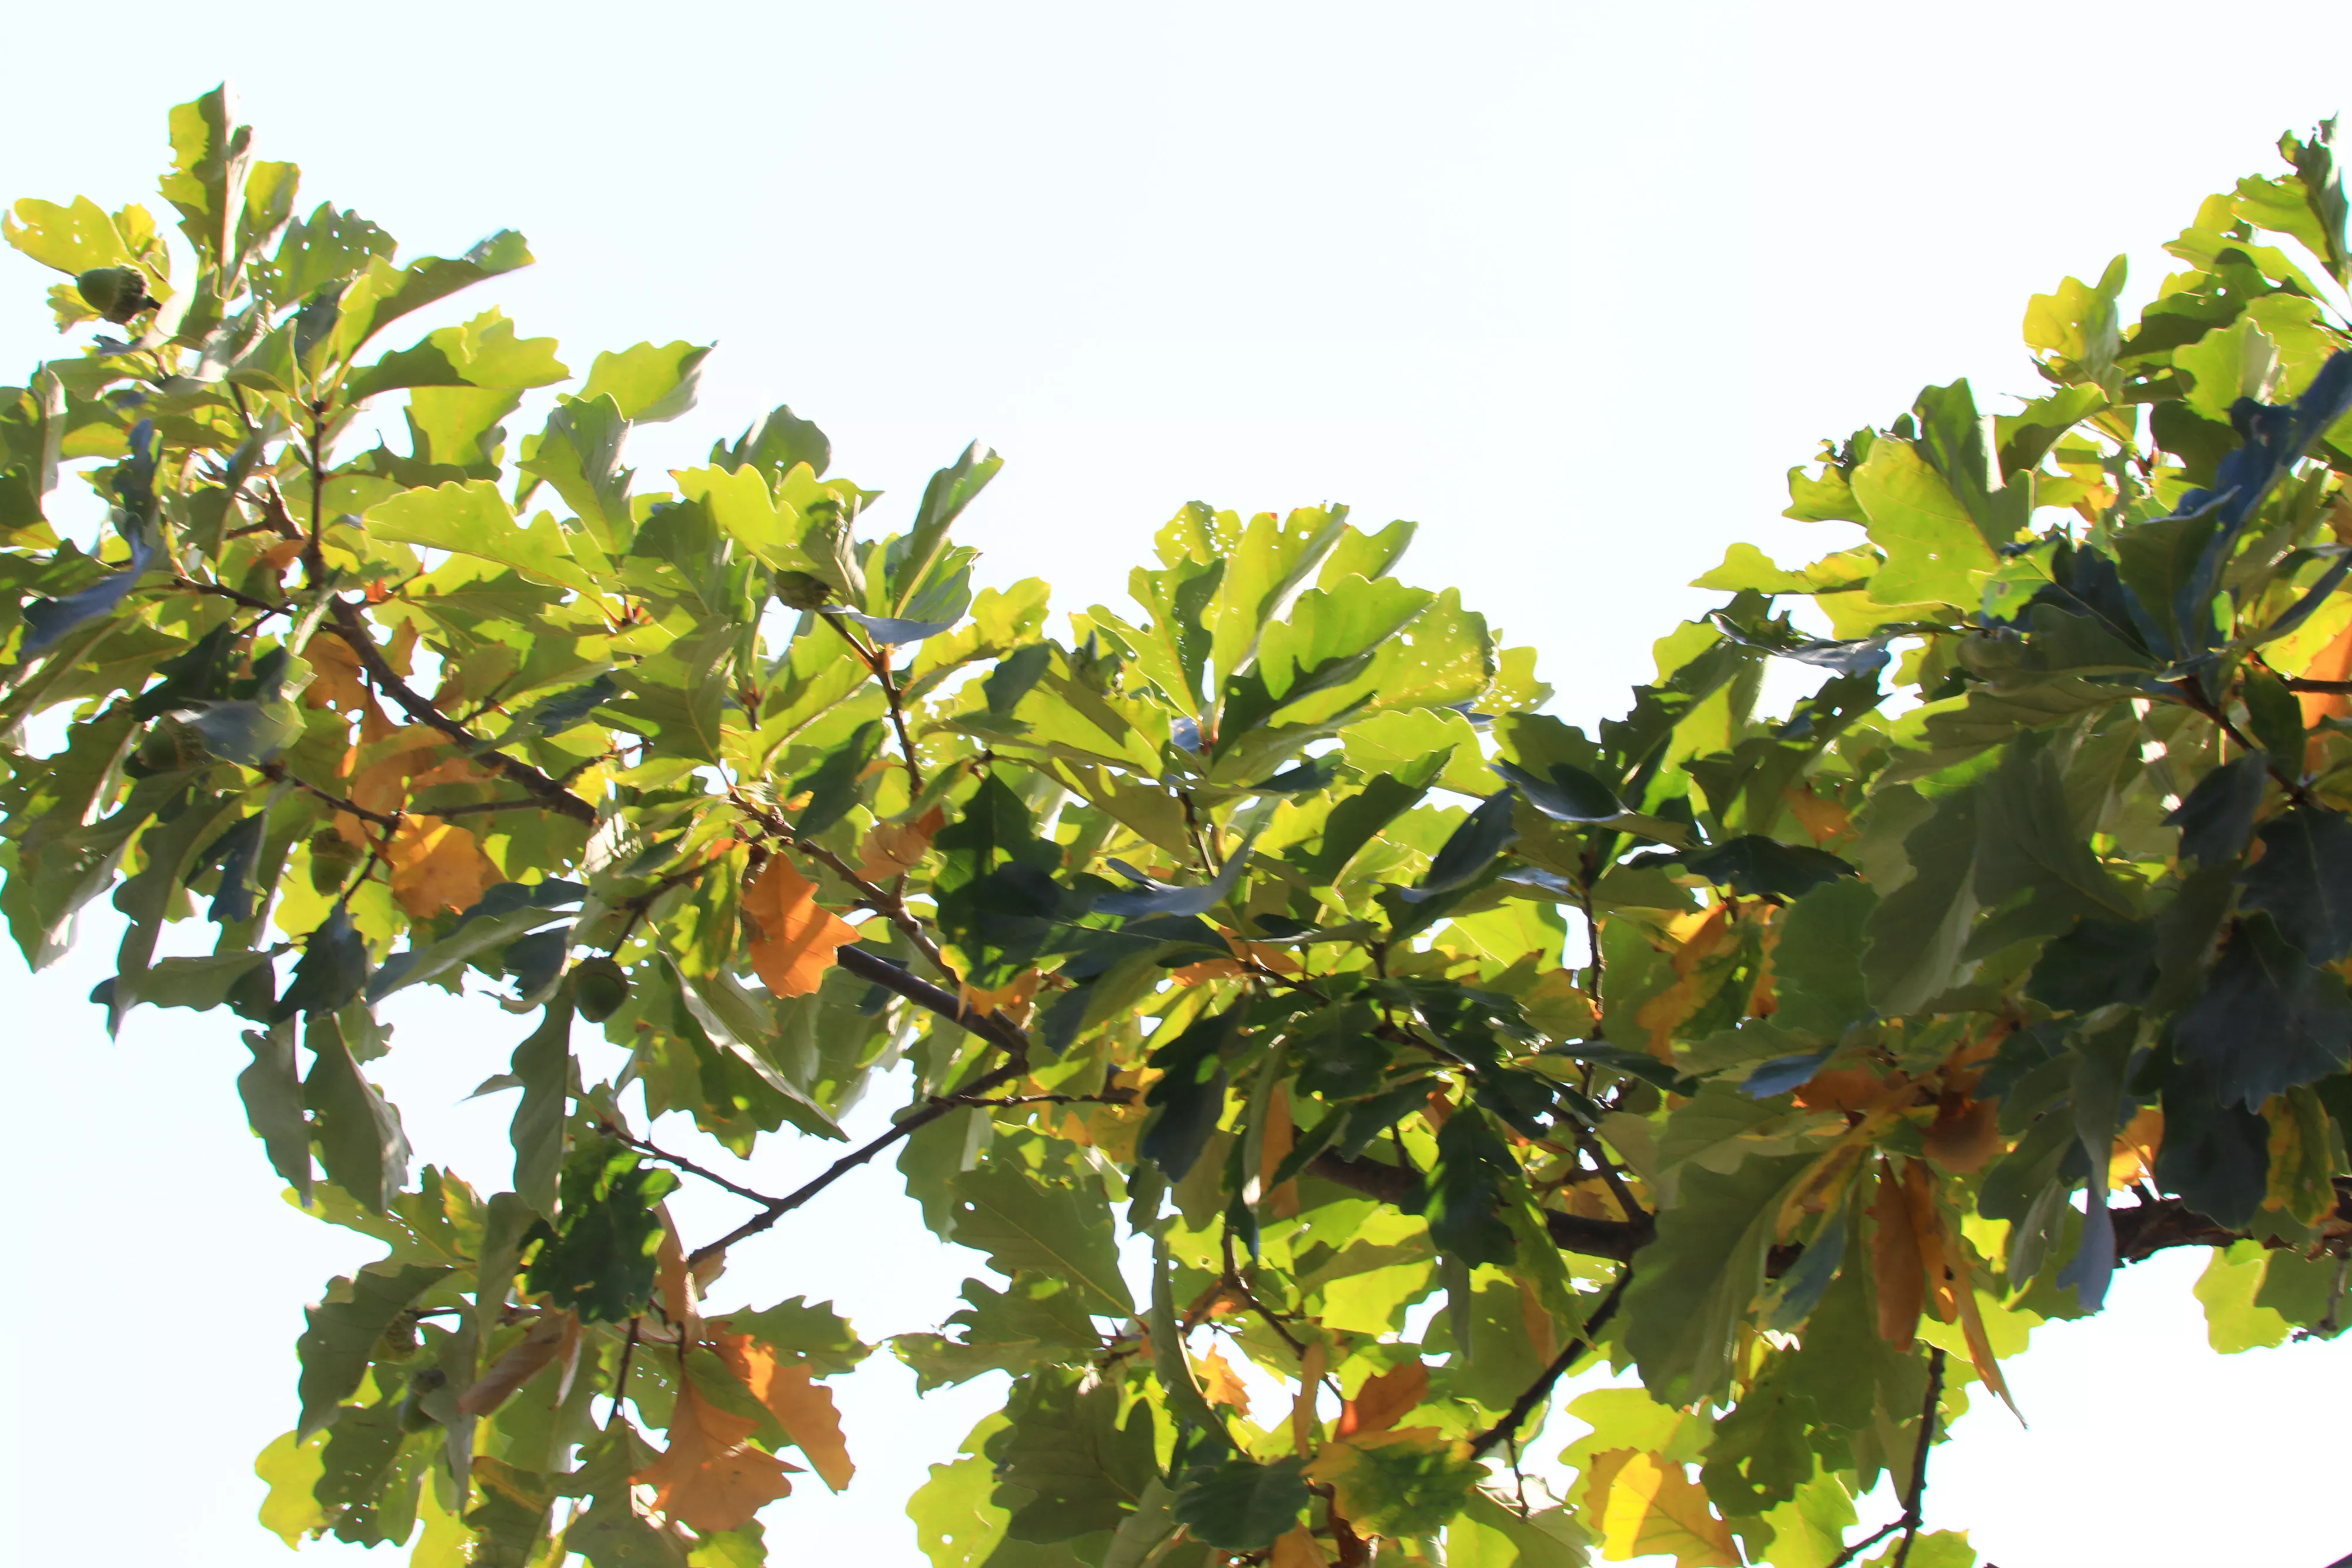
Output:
[[4, 88, 2348, 1568]]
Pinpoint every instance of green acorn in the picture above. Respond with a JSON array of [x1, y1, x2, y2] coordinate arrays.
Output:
[[396, 1367, 446, 1432], [773, 570, 834, 611], [308, 828, 364, 894], [128, 717, 206, 777], [570, 955, 631, 1022], [74, 266, 158, 325]]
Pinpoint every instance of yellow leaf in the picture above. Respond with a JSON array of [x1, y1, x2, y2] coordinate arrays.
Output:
[[1271, 1524, 1329, 1567], [740, 855, 863, 998], [1337, 1359, 1428, 1437], [958, 969, 1040, 1026], [1290, 1340, 1328, 1455], [858, 804, 944, 879], [1597, 1452, 1738, 1568], [1260, 1081, 1298, 1218], [1196, 1346, 1252, 1418], [633, 1378, 796, 1532], [386, 814, 497, 919], [2109, 1106, 2163, 1190], [254, 1428, 329, 1544], [457, 1310, 575, 1416], [713, 1330, 856, 1493], [346, 724, 447, 817]]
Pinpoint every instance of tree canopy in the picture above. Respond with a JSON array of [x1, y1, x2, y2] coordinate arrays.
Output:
[[4, 87, 2350, 1568]]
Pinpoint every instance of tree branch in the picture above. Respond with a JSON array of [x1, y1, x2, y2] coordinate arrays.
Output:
[[1308, 1150, 1657, 1261], [1468, 1269, 1632, 1458], [610, 1129, 787, 1208], [1828, 1347, 1945, 1568], [325, 598, 595, 825]]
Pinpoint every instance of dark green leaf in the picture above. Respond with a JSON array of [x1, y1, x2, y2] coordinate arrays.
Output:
[[1170, 1457, 1309, 1550]]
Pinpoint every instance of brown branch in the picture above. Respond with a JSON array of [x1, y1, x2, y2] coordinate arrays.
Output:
[[686, 1055, 1024, 1268], [791, 834, 960, 985], [610, 1129, 786, 1208], [1308, 1150, 1656, 1262], [1468, 1269, 1631, 1458], [259, 761, 403, 831], [1828, 1347, 1945, 1568], [937, 1089, 1135, 1109], [2283, 677, 2352, 693], [160, 575, 289, 617], [325, 597, 594, 825]]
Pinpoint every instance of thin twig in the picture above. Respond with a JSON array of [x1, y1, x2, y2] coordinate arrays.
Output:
[[935, 1089, 1135, 1109], [609, 1317, 641, 1426], [609, 1129, 787, 1207], [260, 761, 403, 831], [686, 1055, 1024, 1268], [1467, 1270, 1631, 1458], [1572, 1125, 1646, 1225], [1827, 1346, 1946, 1568]]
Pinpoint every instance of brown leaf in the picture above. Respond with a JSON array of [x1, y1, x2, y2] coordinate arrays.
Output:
[[1335, 1360, 1426, 1437], [857, 804, 944, 880], [1869, 1161, 1925, 1349], [712, 1330, 855, 1493], [740, 855, 863, 998], [386, 815, 497, 919], [457, 1311, 576, 1416], [302, 634, 370, 713], [633, 1378, 795, 1532], [1259, 1082, 1298, 1219], [1922, 1093, 2000, 1174], [1943, 1225, 2019, 1417]]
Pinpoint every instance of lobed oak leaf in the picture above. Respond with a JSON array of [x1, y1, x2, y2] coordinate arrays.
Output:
[[386, 815, 497, 919], [1596, 1452, 1738, 1568], [1335, 1359, 1427, 1437], [633, 1378, 796, 1532], [957, 969, 1038, 1025], [711, 1330, 854, 1492], [302, 634, 370, 713], [1196, 1345, 1252, 1417], [740, 855, 863, 999], [858, 804, 944, 879], [457, 1310, 577, 1416]]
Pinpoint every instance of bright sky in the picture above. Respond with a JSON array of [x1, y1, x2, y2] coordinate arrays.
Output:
[[4, 5, 2351, 1566]]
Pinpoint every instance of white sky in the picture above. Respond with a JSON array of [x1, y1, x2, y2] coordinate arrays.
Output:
[[4, 4, 2351, 1565]]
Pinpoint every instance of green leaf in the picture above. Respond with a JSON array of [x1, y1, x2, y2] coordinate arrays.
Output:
[[1850, 439, 1999, 607], [346, 308, 568, 402], [509, 998, 572, 1215], [2175, 913, 2352, 1109], [580, 340, 712, 423], [1622, 1154, 1816, 1406], [239, 1021, 312, 1203], [894, 442, 1003, 616], [985, 1368, 1157, 1543], [945, 1165, 1131, 1318], [303, 1010, 411, 1215], [894, 1273, 1104, 1392], [2237, 806, 2352, 962], [363, 480, 609, 596], [724, 1296, 872, 1377], [1861, 785, 1979, 1015], [520, 1138, 679, 1323], [295, 1261, 455, 1436], [1170, 1457, 1309, 1550]]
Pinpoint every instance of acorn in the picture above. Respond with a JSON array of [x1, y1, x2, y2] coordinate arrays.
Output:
[[774, 570, 834, 611], [74, 266, 159, 325], [129, 717, 206, 776], [570, 955, 631, 1022], [397, 1367, 446, 1432], [308, 828, 364, 894]]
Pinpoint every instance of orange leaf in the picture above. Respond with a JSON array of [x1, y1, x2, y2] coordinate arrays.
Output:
[[302, 634, 370, 713], [858, 805, 944, 879], [1942, 1226, 2019, 1418], [741, 856, 863, 998], [457, 1311, 576, 1416], [1197, 1346, 1252, 1418], [1869, 1161, 1925, 1349], [1783, 784, 1852, 845], [346, 725, 448, 817], [1271, 1524, 1329, 1567], [712, 1331, 855, 1493], [386, 815, 497, 919], [257, 535, 306, 576], [633, 1378, 794, 1532], [1597, 1452, 1739, 1568], [1335, 1359, 1426, 1437], [1172, 957, 1248, 985]]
